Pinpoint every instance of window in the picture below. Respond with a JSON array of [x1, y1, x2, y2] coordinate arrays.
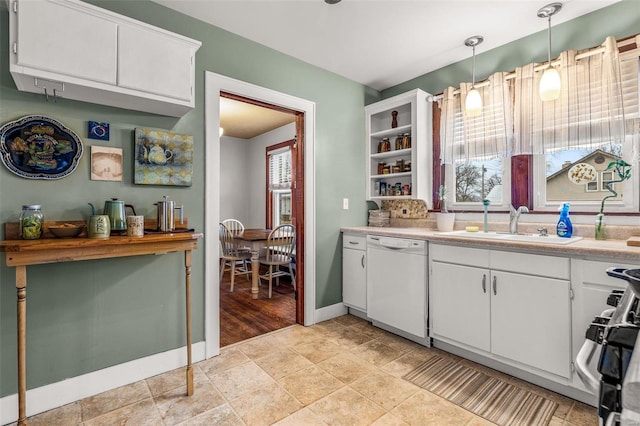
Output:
[[267, 144, 293, 227], [440, 74, 513, 211], [448, 158, 510, 207], [531, 43, 639, 212]]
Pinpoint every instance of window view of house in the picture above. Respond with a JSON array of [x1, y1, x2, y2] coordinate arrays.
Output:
[[545, 148, 623, 202]]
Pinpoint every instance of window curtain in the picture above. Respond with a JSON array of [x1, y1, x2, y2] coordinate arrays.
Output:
[[439, 72, 514, 164], [513, 36, 639, 156]]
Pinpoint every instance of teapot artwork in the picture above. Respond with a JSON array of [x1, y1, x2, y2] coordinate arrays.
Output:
[[134, 128, 194, 187], [147, 144, 173, 165]]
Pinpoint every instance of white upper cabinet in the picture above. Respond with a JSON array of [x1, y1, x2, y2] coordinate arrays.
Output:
[[15, 0, 117, 85], [8, 0, 202, 117], [118, 24, 193, 102]]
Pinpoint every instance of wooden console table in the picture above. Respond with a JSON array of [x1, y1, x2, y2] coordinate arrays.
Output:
[[0, 232, 203, 426]]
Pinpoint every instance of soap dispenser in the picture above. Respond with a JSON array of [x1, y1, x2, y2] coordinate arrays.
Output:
[[556, 202, 573, 238]]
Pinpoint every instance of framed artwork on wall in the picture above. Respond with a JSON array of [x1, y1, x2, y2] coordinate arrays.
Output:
[[88, 121, 110, 141], [134, 128, 193, 186], [90, 146, 123, 181]]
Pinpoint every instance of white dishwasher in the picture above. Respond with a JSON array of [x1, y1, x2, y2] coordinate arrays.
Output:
[[367, 235, 428, 341]]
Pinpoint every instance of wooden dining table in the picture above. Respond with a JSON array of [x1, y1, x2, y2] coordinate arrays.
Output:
[[232, 228, 272, 299]]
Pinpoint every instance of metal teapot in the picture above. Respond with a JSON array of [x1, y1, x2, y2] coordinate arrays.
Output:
[[103, 198, 136, 232], [155, 195, 184, 232]]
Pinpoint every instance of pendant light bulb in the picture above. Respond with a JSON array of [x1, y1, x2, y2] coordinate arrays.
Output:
[[537, 2, 563, 101], [464, 36, 484, 117], [539, 66, 561, 101], [465, 88, 483, 117]]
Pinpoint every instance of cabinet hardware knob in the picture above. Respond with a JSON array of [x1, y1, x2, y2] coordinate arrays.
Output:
[[493, 276, 497, 295], [482, 274, 487, 293], [361, 254, 365, 268]]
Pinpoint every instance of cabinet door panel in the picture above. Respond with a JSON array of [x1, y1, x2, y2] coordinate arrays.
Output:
[[118, 25, 193, 101], [491, 271, 571, 378], [16, 0, 117, 84], [430, 261, 490, 352], [343, 248, 366, 311]]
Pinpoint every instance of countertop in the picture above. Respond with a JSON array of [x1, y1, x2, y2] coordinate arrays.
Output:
[[341, 226, 640, 262]]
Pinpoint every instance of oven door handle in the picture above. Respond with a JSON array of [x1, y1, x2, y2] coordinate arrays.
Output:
[[575, 339, 600, 394], [604, 412, 620, 426]]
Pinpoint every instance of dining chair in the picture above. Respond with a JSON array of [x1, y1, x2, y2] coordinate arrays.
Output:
[[221, 218, 251, 276], [258, 224, 295, 298], [219, 223, 252, 292]]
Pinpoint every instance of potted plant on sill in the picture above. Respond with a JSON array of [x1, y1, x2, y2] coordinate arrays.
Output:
[[596, 159, 631, 240], [436, 184, 455, 232]]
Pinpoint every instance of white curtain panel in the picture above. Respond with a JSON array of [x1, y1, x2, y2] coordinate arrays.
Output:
[[440, 35, 639, 163], [439, 72, 513, 164], [513, 36, 638, 156]]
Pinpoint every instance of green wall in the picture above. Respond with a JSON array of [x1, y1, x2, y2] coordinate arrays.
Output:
[[0, 0, 377, 396], [383, 0, 640, 99]]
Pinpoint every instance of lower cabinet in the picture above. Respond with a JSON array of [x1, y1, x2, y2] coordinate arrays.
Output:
[[430, 244, 572, 379], [342, 233, 366, 312], [431, 261, 491, 352]]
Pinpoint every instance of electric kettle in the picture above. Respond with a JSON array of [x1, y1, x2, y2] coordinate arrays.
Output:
[[103, 198, 136, 232]]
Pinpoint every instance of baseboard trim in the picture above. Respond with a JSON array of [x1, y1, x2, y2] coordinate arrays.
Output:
[[314, 303, 348, 323], [0, 342, 206, 425]]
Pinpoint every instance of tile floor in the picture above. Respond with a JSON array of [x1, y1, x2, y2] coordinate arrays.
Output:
[[14, 315, 598, 426]]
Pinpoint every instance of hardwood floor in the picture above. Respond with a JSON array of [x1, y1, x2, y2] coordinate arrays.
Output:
[[219, 266, 296, 347]]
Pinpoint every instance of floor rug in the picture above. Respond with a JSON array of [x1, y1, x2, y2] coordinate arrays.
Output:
[[403, 356, 558, 426]]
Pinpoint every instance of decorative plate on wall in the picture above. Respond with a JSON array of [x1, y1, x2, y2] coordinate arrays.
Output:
[[0, 115, 83, 179]]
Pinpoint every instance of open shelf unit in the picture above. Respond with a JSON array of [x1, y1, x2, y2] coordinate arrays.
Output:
[[365, 88, 433, 206]]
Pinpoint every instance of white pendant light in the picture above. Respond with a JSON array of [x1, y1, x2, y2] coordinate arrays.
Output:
[[464, 36, 484, 117], [538, 2, 563, 101]]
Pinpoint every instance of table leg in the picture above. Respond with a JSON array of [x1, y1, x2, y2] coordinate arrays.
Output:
[[251, 250, 260, 299], [16, 265, 27, 426], [185, 250, 193, 396]]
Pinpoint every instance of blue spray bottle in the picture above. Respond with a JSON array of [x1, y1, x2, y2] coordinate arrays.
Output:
[[556, 203, 573, 238]]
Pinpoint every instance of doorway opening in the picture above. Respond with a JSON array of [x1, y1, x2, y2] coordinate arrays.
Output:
[[218, 92, 305, 346], [204, 71, 316, 359]]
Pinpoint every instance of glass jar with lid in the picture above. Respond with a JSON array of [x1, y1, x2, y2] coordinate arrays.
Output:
[[19, 204, 44, 239], [395, 134, 403, 150]]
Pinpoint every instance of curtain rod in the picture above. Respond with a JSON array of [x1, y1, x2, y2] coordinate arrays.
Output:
[[427, 34, 638, 102]]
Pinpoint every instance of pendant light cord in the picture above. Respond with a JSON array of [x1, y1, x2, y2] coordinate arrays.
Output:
[[547, 16, 552, 66], [472, 45, 476, 86]]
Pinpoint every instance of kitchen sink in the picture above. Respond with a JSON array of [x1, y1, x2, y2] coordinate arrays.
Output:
[[439, 230, 583, 245]]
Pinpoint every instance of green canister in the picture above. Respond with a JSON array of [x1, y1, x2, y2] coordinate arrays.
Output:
[[19, 205, 43, 239]]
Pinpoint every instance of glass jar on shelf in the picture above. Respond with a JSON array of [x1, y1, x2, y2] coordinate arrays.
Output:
[[402, 133, 411, 149], [395, 134, 403, 150], [19, 204, 44, 240], [380, 138, 391, 152]]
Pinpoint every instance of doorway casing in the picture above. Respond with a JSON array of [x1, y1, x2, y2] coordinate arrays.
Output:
[[204, 72, 316, 358]]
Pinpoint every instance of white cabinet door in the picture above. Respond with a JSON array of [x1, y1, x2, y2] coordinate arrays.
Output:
[[342, 247, 366, 311], [16, 0, 117, 85], [430, 261, 491, 352], [118, 24, 194, 101], [491, 270, 571, 378]]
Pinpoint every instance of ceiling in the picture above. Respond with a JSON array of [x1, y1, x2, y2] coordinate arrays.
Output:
[[153, 0, 620, 138], [220, 97, 295, 139], [153, 0, 619, 91]]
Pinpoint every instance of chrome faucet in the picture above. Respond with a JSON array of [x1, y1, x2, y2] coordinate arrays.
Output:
[[509, 205, 529, 234]]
